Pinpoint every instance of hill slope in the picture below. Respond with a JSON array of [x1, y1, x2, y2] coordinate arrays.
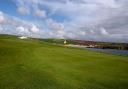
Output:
[[0, 34, 128, 89]]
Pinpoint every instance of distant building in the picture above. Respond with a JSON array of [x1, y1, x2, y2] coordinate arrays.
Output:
[[18, 36, 28, 39], [64, 40, 67, 44], [74, 40, 96, 46]]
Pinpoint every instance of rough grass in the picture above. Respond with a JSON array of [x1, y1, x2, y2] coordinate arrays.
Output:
[[0, 34, 128, 89]]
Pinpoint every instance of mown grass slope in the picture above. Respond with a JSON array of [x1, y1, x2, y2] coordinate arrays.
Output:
[[0, 34, 128, 89]]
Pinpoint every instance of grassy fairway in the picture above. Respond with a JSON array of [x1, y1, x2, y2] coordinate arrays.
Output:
[[0, 35, 128, 89]]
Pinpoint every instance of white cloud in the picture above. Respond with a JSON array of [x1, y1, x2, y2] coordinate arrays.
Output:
[[80, 31, 86, 35], [17, 26, 29, 33], [0, 11, 4, 23], [47, 19, 64, 31], [30, 25, 39, 33], [100, 28, 109, 35], [16, 26, 31, 36], [17, 26, 25, 32], [17, 7, 28, 15], [0, 11, 42, 37], [0, 25, 3, 32], [35, 10, 46, 18], [90, 30, 95, 34], [46, 19, 66, 38]]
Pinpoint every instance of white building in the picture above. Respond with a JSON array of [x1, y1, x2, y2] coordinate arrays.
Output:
[[18, 36, 28, 39]]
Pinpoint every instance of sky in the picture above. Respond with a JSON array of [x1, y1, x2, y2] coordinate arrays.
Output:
[[0, 0, 128, 43]]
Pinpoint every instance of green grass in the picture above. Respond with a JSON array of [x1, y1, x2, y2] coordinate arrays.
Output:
[[0, 34, 128, 89]]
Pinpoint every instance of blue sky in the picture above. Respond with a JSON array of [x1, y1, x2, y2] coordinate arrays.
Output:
[[0, 0, 17, 15], [0, 0, 128, 43]]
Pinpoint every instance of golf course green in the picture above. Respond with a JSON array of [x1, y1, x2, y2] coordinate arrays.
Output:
[[0, 34, 128, 89]]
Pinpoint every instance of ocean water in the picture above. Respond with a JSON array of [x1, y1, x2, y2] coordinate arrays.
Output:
[[86, 48, 128, 56]]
